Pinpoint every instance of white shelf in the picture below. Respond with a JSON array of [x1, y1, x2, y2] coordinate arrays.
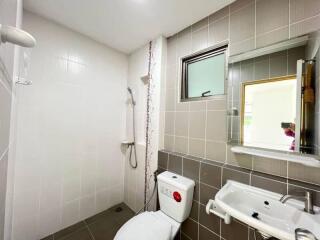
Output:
[[231, 146, 320, 167]]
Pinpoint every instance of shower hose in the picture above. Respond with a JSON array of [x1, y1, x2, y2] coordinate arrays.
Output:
[[136, 170, 159, 215], [128, 103, 138, 169], [128, 143, 137, 169]]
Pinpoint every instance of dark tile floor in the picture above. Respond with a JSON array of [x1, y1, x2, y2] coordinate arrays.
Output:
[[42, 203, 135, 240]]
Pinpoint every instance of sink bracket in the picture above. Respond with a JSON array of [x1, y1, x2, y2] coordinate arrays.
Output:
[[206, 199, 231, 224]]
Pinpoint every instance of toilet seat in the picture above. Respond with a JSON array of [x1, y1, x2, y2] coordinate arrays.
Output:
[[114, 211, 180, 240]]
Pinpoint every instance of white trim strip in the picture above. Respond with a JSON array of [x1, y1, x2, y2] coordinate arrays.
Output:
[[231, 146, 320, 167]]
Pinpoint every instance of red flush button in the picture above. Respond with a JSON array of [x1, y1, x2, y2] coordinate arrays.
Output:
[[173, 191, 182, 202]]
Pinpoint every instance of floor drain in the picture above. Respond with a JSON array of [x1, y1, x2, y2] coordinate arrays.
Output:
[[115, 207, 123, 212]]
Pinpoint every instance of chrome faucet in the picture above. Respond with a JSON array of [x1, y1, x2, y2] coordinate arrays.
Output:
[[280, 191, 314, 214], [295, 228, 318, 240]]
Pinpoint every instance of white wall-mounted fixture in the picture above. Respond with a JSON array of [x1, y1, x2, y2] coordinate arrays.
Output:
[[206, 199, 231, 224], [229, 35, 308, 63], [15, 46, 33, 85], [231, 146, 320, 167], [212, 180, 320, 240], [121, 140, 134, 147], [15, 78, 32, 85], [0, 24, 36, 48], [141, 74, 150, 84]]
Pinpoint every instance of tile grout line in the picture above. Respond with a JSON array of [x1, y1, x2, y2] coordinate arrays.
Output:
[[165, 150, 320, 188], [200, 180, 221, 190], [84, 221, 96, 240], [290, 11, 320, 26], [198, 222, 220, 238], [228, 5, 231, 45], [197, 159, 201, 240], [181, 232, 192, 240], [169, 37, 177, 152], [256, 25, 289, 38], [230, 0, 254, 15], [0, 58, 14, 92], [204, 101, 208, 159], [287, 156, 289, 194], [55, 224, 87, 240], [207, 16, 209, 48], [187, 28, 192, 162], [289, 182, 320, 194], [286, 49, 289, 75], [289, 0, 291, 38], [187, 97, 191, 155], [254, 0, 257, 49]]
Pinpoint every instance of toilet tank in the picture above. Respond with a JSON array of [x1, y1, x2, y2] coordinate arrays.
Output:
[[157, 171, 195, 223]]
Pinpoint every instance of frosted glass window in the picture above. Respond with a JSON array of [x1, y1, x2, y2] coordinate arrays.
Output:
[[187, 53, 225, 98], [181, 46, 226, 100]]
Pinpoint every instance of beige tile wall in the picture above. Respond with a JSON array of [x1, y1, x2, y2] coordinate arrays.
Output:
[[163, 0, 320, 186]]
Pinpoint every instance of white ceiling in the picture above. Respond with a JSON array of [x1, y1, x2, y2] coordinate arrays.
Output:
[[23, 0, 235, 54]]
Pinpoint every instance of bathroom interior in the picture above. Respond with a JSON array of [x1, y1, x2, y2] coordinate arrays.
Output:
[[1, 0, 320, 240]]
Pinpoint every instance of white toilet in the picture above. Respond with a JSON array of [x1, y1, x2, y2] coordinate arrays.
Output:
[[114, 171, 195, 240]]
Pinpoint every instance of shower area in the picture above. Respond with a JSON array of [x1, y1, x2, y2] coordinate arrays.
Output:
[[9, 12, 167, 240], [124, 38, 167, 213]]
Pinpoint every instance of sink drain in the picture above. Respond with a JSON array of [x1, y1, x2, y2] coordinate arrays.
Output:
[[252, 212, 260, 220]]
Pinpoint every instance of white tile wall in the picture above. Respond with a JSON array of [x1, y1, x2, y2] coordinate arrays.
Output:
[[124, 43, 149, 212], [124, 37, 166, 212], [0, 0, 22, 239], [12, 12, 128, 239]]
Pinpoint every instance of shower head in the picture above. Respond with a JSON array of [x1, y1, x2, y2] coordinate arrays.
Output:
[[127, 87, 136, 106]]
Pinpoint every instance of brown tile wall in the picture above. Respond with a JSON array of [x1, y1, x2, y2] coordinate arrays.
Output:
[[164, 0, 320, 193], [163, 1, 320, 239], [158, 150, 320, 240]]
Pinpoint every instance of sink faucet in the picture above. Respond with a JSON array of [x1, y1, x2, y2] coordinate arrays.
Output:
[[295, 228, 318, 240], [280, 191, 314, 214]]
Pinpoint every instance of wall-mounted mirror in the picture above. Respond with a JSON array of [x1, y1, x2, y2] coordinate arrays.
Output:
[[228, 30, 320, 156]]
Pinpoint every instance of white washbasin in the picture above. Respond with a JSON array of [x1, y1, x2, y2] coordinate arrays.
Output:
[[215, 180, 320, 240]]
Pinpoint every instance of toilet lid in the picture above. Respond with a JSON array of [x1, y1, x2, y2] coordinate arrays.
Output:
[[114, 212, 172, 240]]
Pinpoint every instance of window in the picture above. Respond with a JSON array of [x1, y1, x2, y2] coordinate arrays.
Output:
[[181, 45, 227, 101], [241, 76, 297, 151]]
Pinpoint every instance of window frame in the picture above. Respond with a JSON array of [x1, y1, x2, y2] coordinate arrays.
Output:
[[240, 75, 297, 146], [180, 44, 228, 102]]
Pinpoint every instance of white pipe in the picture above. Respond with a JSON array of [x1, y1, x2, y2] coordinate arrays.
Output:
[[0, 24, 36, 48]]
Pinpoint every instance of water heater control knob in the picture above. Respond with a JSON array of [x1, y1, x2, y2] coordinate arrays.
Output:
[[173, 191, 182, 202]]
